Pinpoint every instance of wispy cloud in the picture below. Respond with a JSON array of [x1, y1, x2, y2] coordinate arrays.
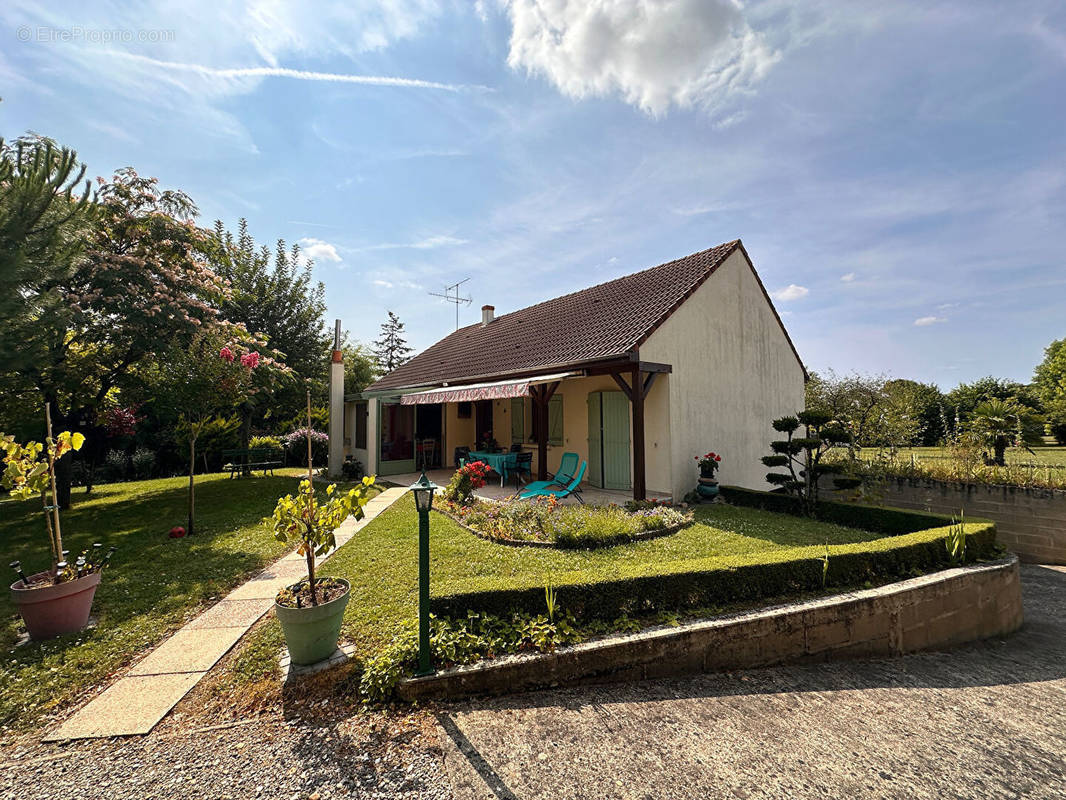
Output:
[[103, 51, 487, 93], [357, 235, 469, 252], [840, 272, 856, 282], [772, 284, 810, 301], [914, 316, 947, 327]]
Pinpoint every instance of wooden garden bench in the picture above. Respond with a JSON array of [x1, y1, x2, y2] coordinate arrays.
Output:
[[221, 448, 284, 478]]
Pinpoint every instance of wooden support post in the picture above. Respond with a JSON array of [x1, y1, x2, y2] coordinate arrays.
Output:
[[533, 386, 548, 481], [631, 364, 646, 501]]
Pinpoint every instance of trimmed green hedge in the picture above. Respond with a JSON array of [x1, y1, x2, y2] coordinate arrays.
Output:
[[430, 490, 999, 622], [718, 485, 955, 534]]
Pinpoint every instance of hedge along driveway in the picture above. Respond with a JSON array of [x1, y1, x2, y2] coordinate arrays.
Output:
[[430, 492, 998, 621], [300, 494, 989, 663]]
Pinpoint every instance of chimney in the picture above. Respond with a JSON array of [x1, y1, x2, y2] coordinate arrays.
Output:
[[328, 319, 344, 478], [481, 305, 495, 326]]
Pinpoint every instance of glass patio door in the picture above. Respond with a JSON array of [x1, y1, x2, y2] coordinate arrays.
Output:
[[379, 402, 416, 475]]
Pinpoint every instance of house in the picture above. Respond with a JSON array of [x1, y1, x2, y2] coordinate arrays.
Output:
[[337, 239, 806, 501]]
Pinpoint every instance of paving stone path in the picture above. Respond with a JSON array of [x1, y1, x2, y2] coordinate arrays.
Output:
[[436, 564, 1066, 799], [45, 486, 408, 742]]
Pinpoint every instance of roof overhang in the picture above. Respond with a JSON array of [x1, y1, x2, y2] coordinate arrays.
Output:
[[397, 371, 580, 405], [364, 352, 672, 397]]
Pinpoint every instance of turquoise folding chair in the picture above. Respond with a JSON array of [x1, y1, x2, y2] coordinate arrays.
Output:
[[549, 451, 580, 488], [520, 461, 587, 504]]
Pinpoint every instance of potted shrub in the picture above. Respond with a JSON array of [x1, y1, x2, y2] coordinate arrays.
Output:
[[1, 413, 115, 640], [270, 477, 375, 665]]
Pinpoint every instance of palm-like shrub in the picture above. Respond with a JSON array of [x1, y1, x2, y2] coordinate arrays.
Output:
[[966, 399, 1043, 466]]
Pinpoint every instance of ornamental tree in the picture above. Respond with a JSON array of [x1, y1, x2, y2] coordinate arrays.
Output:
[[270, 478, 374, 606], [0, 411, 85, 573], [761, 410, 856, 513], [146, 332, 287, 534], [1033, 338, 1066, 444], [206, 218, 331, 447], [2, 147, 230, 507]]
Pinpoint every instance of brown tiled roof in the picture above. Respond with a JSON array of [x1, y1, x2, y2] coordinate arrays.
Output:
[[367, 239, 781, 392]]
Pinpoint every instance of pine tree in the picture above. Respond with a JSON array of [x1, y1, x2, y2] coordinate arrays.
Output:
[[373, 311, 414, 372]]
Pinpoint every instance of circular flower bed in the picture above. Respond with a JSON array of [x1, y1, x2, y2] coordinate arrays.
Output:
[[438, 496, 694, 549]]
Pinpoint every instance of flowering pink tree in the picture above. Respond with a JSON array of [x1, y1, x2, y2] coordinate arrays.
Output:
[[151, 332, 286, 534]]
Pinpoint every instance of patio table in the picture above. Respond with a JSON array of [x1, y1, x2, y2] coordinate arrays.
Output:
[[467, 450, 518, 487]]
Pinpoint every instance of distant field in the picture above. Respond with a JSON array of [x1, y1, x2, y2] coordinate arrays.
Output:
[[858, 446, 1066, 468]]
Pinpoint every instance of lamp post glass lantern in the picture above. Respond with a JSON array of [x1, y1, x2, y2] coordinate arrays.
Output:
[[409, 470, 437, 676]]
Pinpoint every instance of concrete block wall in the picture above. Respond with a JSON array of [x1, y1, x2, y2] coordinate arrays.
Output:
[[865, 479, 1066, 565], [399, 556, 1022, 702]]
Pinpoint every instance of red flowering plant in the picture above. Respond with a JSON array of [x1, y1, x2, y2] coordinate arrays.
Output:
[[442, 460, 491, 506], [696, 451, 723, 478]]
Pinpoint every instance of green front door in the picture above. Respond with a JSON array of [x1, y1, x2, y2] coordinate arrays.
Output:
[[587, 392, 603, 487], [588, 391, 631, 490]]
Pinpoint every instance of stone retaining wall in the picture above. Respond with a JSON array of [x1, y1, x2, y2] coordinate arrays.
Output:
[[856, 479, 1066, 564], [399, 556, 1022, 702]]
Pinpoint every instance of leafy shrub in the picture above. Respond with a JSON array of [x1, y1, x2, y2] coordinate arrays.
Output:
[[341, 458, 364, 481], [249, 434, 281, 449], [104, 449, 128, 480], [442, 460, 490, 504], [359, 609, 580, 702], [280, 427, 329, 466], [131, 447, 156, 479]]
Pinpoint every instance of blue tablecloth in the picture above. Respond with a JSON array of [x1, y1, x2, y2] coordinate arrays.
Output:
[[467, 451, 518, 485]]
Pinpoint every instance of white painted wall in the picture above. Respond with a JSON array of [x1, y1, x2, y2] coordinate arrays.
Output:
[[639, 248, 806, 498], [328, 359, 344, 477]]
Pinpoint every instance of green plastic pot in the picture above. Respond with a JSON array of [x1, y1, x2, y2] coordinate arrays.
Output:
[[275, 578, 351, 666]]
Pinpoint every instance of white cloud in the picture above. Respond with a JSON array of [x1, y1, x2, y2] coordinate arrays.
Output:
[[503, 0, 779, 115], [913, 316, 947, 327], [771, 284, 809, 301], [373, 279, 395, 289], [840, 272, 856, 282], [299, 237, 342, 263]]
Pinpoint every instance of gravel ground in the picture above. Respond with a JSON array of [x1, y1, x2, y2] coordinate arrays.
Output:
[[0, 711, 451, 800], [436, 564, 1066, 800]]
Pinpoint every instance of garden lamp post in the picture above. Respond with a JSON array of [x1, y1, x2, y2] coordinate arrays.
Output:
[[409, 470, 438, 676]]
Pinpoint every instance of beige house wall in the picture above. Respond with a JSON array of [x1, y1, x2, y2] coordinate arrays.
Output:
[[639, 248, 806, 498], [444, 401, 476, 467]]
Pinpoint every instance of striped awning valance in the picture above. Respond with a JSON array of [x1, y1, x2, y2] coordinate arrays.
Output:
[[398, 372, 578, 405]]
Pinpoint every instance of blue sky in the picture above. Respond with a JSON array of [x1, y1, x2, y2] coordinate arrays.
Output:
[[2, 1, 1064, 388]]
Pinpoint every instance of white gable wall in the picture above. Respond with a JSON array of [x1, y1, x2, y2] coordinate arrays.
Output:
[[639, 248, 806, 498]]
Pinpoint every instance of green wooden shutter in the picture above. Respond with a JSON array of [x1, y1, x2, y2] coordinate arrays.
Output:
[[548, 395, 563, 445], [587, 392, 603, 487], [510, 397, 525, 444], [602, 391, 631, 490]]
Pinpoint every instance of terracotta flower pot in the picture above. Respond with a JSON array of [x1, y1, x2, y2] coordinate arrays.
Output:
[[11, 570, 102, 641], [275, 579, 351, 666]]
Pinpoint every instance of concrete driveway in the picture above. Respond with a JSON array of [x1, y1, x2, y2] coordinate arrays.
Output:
[[435, 564, 1066, 800]]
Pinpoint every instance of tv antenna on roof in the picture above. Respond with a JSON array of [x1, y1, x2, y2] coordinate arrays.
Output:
[[429, 278, 472, 330]]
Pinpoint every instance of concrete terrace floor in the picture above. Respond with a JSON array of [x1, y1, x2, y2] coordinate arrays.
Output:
[[436, 564, 1066, 800], [384, 468, 671, 505]]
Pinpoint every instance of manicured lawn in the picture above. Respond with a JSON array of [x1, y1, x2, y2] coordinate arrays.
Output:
[[859, 445, 1066, 467], [0, 469, 325, 731], [228, 495, 888, 671]]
